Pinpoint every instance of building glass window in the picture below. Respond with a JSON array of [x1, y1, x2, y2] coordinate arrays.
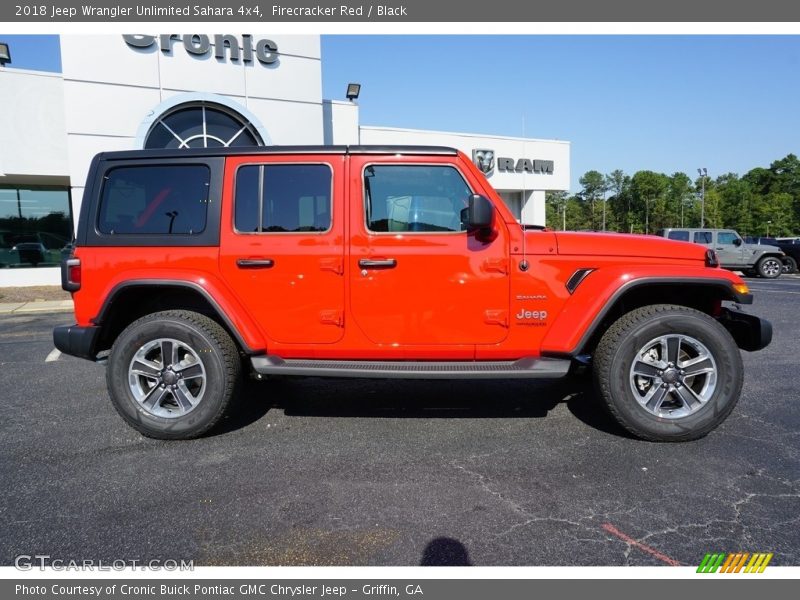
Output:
[[0, 186, 72, 268], [145, 102, 263, 149]]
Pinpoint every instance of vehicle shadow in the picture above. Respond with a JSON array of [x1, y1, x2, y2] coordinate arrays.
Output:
[[215, 374, 631, 439], [420, 537, 473, 566]]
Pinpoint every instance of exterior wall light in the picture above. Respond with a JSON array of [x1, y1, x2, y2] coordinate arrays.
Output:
[[0, 43, 11, 66], [346, 83, 361, 101]]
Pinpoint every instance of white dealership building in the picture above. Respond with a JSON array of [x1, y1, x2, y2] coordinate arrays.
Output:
[[0, 34, 570, 286]]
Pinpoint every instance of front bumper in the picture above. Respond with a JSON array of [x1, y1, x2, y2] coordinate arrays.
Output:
[[53, 324, 100, 360], [718, 308, 772, 352]]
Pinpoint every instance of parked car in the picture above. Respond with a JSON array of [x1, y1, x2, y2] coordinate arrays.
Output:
[[11, 241, 47, 266], [744, 236, 800, 274], [55, 146, 772, 442], [656, 228, 785, 279]]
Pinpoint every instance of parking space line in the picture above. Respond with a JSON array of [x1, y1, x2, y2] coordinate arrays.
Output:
[[45, 348, 61, 363], [749, 288, 800, 295], [601, 522, 681, 566]]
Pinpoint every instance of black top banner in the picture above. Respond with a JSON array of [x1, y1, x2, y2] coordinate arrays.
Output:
[[3, 0, 800, 22]]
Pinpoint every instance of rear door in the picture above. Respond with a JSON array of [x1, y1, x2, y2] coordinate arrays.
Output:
[[348, 156, 510, 346], [219, 154, 345, 344]]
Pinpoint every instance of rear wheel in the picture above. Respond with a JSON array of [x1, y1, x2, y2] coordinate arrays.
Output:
[[107, 310, 240, 439], [782, 257, 798, 275], [594, 304, 743, 442], [756, 256, 782, 278]]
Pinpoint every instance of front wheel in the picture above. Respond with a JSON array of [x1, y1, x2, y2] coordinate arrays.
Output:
[[594, 304, 743, 442], [782, 257, 798, 275], [756, 256, 782, 279], [106, 310, 241, 440]]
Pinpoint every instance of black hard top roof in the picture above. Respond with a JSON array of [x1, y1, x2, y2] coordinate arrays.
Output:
[[96, 145, 460, 161]]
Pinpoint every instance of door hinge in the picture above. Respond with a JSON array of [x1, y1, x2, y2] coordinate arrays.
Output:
[[319, 310, 344, 327], [484, 309, 508, 327], [319, 258, 344, 275], [483, 258, 508, 275]]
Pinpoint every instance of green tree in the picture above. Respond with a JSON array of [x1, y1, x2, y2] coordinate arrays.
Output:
[[630, 171, 669, 234], [716, 173, 755, 236], [605, 169, 630, 232], [545, 190, 568, 230], [668, 172, 695, 228], [579, 170, 607, 230]]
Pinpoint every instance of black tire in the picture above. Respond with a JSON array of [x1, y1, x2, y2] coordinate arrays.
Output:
[[593, 304, 743, 442], [756, 255, 782, 279], [782, 257, 798, 275], [106, 310, 241, 440]]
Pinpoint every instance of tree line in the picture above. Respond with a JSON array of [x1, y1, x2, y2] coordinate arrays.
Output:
[[544, 153, 800, 237]]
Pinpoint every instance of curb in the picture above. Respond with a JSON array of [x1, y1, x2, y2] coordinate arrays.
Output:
[[0, 300, 74, 315]]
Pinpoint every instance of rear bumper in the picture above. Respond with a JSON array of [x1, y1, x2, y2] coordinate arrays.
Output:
[[53, 324, 100, 360], [718, 308, 772, 352]]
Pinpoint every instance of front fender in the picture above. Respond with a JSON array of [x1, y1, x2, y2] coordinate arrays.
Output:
[[540, 265, 748, 355]]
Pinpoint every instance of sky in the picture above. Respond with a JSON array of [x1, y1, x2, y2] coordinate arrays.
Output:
[[2, 34, 799, 192]]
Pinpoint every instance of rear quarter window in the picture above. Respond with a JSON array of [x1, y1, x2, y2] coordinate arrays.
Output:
[[667, 230, 690, 242], [98, 165, 210, 235]]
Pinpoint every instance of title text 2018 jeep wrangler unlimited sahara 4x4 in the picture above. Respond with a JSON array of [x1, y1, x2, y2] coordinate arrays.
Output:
[[54, 146, 772, 442]]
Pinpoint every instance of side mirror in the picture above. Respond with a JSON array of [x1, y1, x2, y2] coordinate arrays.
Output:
[[734, 238, 742, 247], [461, 194, 495, 238]]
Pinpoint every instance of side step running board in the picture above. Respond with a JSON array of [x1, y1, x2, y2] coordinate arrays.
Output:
[[250, 356, 571, 379]]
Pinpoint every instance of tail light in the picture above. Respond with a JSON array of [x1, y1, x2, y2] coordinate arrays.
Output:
[[705, 249, 719, 267], [61, 257, 81, 292]]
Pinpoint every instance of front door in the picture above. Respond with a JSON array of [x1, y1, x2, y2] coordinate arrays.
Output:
[[219, 155, 345, 344], [348, 157, 510, 346], [715, 230, 746, 267]]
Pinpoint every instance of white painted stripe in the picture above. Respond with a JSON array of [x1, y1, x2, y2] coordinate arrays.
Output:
[[45, 348, 61, 363], [749, 288, 800, 295]]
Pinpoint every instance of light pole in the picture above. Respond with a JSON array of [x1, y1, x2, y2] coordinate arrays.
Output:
[[766, 220, 772, 237], [601, 188, 607, 231], [681, 198, 692, 228], [698, 168, 707, 227], [562, 201, 566, 231]]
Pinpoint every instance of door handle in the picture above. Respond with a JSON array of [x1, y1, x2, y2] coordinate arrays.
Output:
[[358, 258, 397, 269], [236, 258, 274, 269]]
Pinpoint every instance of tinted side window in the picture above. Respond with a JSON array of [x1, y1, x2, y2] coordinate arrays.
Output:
[[234, 164, 332, 233], [693, 231, 713, 244], [234, 166, 260, 232], [668, 230, 690, 241], [717, 232, 738, 245], [98, 165, 209, 235], [364, 165, 472, 233]]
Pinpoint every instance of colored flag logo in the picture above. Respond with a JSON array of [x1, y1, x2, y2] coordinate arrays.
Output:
[[697, 552, 773, 573]]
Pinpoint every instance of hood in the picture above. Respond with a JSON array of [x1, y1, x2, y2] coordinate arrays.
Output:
[[554, 232, 707, 262], [744, 243, 783, 254]]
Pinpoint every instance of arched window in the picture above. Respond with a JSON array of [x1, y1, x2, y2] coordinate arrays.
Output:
[[144, 102, 264, 149]]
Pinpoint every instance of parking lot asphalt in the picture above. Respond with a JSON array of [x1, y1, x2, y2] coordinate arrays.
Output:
[[1, 278, 798, 567]]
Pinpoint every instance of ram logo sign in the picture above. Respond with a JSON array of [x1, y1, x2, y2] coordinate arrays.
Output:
[[498, 157, 554, 174], [472, 149, 495, 176]]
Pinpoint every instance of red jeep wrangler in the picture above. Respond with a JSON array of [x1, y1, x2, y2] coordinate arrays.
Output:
[[54, 145, 771, 441]]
